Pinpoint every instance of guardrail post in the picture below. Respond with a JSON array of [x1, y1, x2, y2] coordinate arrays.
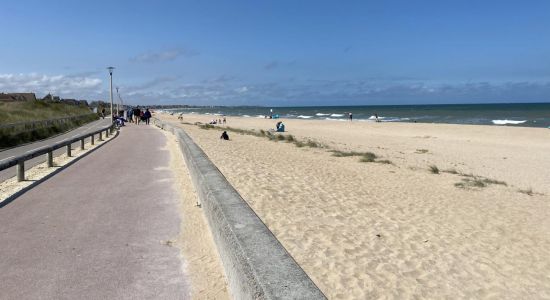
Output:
[[47, 151, 53, 167], [17, 161, 25, 182], [80, 138, 85, 150], [91, 134, 95, 145], [66, 144, 72, 157], [106, 129, 109, 137], [99, 132, 103, 141]]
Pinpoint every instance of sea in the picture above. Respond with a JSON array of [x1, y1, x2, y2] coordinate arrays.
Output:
[[167, 103, 550, 128]]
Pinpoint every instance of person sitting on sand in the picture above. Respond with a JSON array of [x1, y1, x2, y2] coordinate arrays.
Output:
[[220, 131, 229, 140], [277, 122, 285, 132]]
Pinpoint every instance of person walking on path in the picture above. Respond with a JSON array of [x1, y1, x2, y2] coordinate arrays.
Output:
[[133, 106, 141, 124], [127, 108, 134, 123], [144, 108, 152, 125]]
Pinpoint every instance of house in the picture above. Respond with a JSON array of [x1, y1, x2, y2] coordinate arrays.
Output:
[[0, 93, 37, 102]]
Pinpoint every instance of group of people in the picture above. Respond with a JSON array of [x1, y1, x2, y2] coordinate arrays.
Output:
[[209, 117, 227, 125], [127, 106, 152, 125]]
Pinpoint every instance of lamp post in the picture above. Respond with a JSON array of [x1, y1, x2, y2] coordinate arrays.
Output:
[[116, 87, 125, 119], [107, 66, 115, 122], [116, 86, 120, 115]]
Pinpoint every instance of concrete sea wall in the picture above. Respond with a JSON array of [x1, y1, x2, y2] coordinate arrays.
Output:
[[154, 119, 325, 299]]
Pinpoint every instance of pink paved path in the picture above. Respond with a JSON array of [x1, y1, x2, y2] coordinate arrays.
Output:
[[0, 125, 189, 299]]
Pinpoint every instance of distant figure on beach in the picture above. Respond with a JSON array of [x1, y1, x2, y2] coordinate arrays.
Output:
[[178, 113, 183, 120], [276, 121, 285, 132], [133, 106, 141, 124], [375, 113, 380, 122], [349, 112, 353, 121], [220, 131, 229, 140], [144, 108, 152, 125], [223, 117, 226, 124]]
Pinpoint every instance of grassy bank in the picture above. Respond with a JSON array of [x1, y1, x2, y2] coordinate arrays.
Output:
[[0, 100, 94, 124], [0, 101, 99, 149]]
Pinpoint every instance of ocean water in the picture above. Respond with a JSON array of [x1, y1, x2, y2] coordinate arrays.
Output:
[[168, 103, 550, 128]]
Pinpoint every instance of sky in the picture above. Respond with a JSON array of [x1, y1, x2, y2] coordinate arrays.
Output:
[[0, 0, 549, 106]]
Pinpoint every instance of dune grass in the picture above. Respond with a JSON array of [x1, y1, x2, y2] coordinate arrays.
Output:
[[359, 152, 377, 162], [518, 188, 533, 196], [329, 150, 388, 163], [0, 101, 92, 124], [329, 150, 367, 157], [197, 123, 324, 148], [454, 176, 507, 190], [0, 112, 98, 149], [428, 165, 440, 174], [194, 122, 395, 165], [442, 168, 459, 174]]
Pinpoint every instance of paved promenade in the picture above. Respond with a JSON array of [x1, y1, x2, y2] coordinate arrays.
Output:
[[0, 124, 189, 299]]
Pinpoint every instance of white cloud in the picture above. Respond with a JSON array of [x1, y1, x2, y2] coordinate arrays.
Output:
[[2, 72, 548, 106], [0, 73, 103, 99], [235, 86, 248, 93]]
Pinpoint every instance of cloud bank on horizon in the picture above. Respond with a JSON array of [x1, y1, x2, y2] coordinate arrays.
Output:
[[0, 0, 548, 106]]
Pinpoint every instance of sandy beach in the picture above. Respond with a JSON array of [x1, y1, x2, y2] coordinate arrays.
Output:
[[159, 113, 550, 299], [161, 129, 230, 299]]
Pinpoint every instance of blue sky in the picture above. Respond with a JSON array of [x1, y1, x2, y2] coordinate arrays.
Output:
[[0, 0, 549, 106]]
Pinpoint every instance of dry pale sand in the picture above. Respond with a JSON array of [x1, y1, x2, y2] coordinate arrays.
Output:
[[160, 128, 230, 300], [160, 113, 550, 299]]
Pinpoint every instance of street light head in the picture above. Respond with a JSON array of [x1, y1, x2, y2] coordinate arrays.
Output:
[[107, 66, 115, 75]]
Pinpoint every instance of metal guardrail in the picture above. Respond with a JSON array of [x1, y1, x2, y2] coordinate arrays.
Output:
[[0, 122, 116, 182], [0, 113, 97, 132]]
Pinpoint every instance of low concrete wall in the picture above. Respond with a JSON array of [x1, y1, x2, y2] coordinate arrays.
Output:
[[154, 119, 326, 300]]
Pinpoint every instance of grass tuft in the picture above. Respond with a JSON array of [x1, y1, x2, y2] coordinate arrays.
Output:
[[428, 165, 440, 174], [198, 124, 215, 130], [294, 141, 305, 147], [442, 168, 459, 174], [305, 140, 321, 148], [455, 178, 486, 189], [285, 134, 295, 142], [454, 176, 507, 190], [329, 150, 365, 157], [360, 152, 377, 162], [518, 188, 534, 196], [415, 149, 429, 154], [376, 159, 392, 164], [481, 178, 507, 186]]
